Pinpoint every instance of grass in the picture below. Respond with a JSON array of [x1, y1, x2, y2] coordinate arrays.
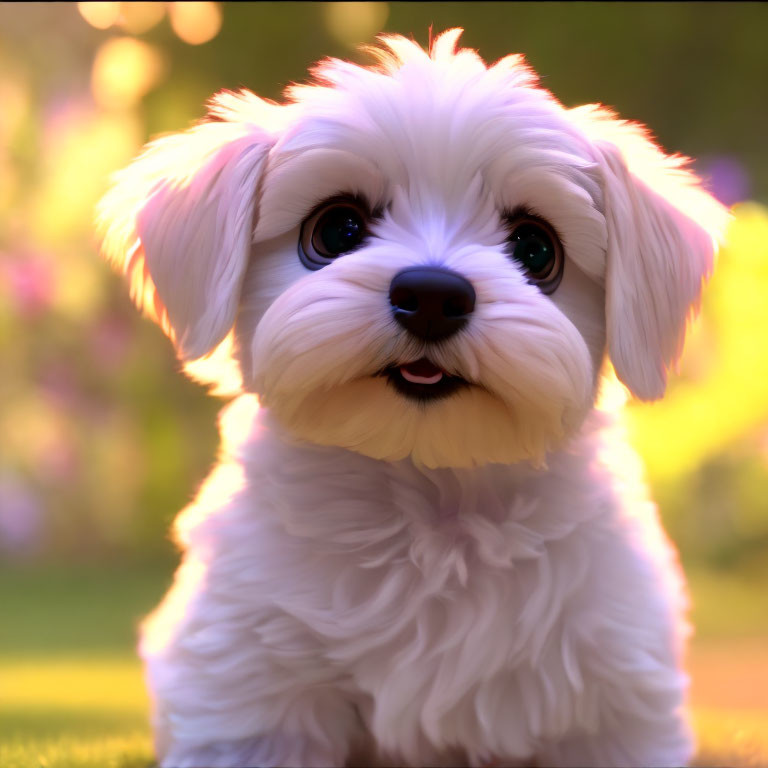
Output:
[[0, 564, 168, 768], [1, 564, 767, 767]]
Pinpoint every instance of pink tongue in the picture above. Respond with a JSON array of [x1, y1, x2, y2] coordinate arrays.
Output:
[[400, 358, 444, 385]]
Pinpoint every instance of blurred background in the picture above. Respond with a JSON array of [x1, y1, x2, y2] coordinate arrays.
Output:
[[0, 3, 766, 767]]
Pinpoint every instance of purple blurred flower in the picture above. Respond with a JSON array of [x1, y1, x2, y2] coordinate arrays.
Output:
[[0, 470, 44, 557], [697, 155, 751, 208], [33, 369, 83, 481]]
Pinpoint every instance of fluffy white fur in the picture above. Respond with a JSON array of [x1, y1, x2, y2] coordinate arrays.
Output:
[[98, 30, 728, 767]]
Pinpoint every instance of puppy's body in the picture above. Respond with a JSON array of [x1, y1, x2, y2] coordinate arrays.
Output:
[[99, 30, 728, 767], [143, 403, 689, 768]]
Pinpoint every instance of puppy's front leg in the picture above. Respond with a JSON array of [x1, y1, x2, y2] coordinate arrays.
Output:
[[147, 640, 364, 768], [535, 710, 693, 768], [531, 635, 693, 768], [141, 558, 367, 768], [160, 730, 355, 768]]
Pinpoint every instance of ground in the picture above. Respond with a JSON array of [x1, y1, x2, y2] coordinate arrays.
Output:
[[1, 564, 766, 768]]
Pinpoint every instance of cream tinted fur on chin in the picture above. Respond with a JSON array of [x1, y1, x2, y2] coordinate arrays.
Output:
[[97, 27, 729, 768], [250, 245, 595, 468]]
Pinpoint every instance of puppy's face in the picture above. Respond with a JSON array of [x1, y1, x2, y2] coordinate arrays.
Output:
[[99, 30, 728, 469]]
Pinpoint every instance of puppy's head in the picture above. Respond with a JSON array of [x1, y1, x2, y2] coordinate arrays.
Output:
[[98, 30, 728, 469]]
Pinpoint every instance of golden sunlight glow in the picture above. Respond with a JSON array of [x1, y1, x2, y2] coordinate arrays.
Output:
[[168, 2, 222, 46], [120, 243, 174, 342], [627, 202, 768, 481], [141, 432, 251, 655], [33, 108, 141, 246], [322, 2, 389, 47], [219, 394, 260, 453], [91, 37, 166, 110], [139, 401, 259, 655], [77, 1, 121, 30], [118, 1, 166, 34], [595, 364, 630, 413], [183, 330, 245, 397], [140, 554, 207, 655], [207, 89, 292, 135]]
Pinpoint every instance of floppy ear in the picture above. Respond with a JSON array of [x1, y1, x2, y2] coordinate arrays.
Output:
[[97, 93, 276, 361], [571, 105, 729, 401]]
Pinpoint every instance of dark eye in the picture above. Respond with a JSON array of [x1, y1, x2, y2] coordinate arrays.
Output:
[[299, 199, 369, 270], [504, 215, 564, 294]]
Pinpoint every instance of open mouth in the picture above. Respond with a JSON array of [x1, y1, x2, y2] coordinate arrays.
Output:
[[380, 357, 470, 402]]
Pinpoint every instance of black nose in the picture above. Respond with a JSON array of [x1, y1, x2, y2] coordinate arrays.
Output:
[[389, 267, 476, 342]]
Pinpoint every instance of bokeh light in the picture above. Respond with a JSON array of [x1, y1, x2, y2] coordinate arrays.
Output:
[[168, 2, 222, 46], [91, 37, 166, 110], [322, 1, 390, 47], [118, 2, 166, 35], [77, 1, 121, 30], [78, 1, 165, 33]]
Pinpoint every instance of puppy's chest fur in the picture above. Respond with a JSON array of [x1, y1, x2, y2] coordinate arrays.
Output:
[[179, 406, 646, 759]]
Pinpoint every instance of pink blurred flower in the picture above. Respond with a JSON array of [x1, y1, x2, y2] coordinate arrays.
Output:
[[89, 311, 133, 372], [38, 359, 78, 407], [1, 251, 56, 317], [42, 94, 92, 149], [40, 432, 79, 483]]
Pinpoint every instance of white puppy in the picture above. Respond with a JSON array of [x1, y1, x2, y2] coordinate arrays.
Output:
[[98, 30, 728, 768]]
